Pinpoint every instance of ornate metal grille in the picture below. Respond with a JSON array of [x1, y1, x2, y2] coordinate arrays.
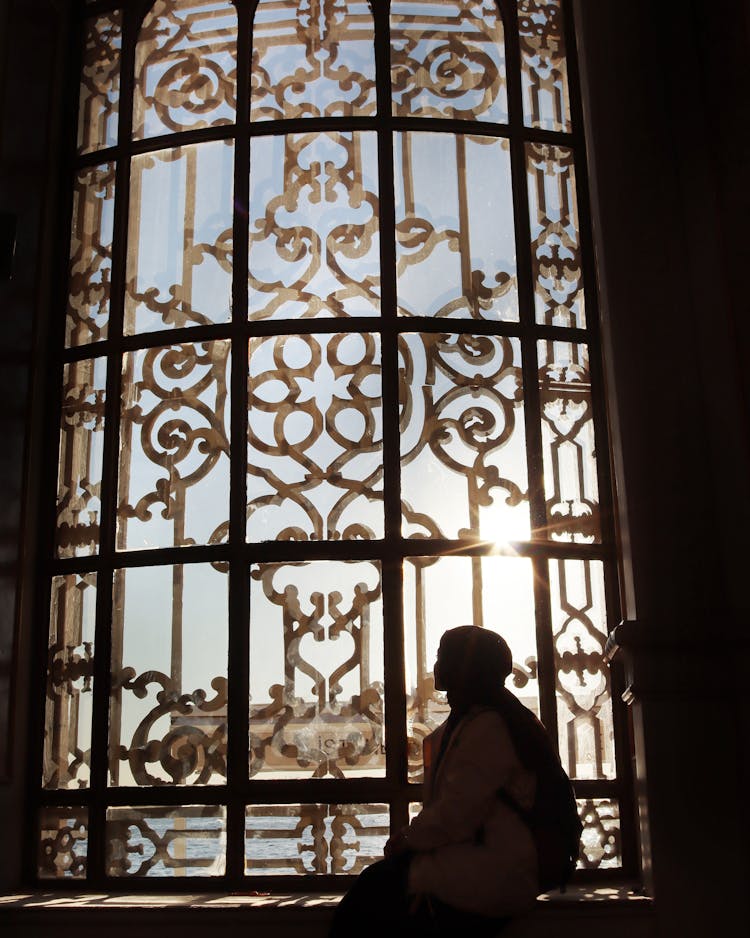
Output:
[[33, 0, 634, 887]]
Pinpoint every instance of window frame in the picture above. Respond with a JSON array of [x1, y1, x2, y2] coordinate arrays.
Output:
[[26, 0, 637, 890]]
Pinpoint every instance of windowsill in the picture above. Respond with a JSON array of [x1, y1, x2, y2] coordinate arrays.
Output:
[[0, 883, 655, 938], [0, 883, 650, 909]]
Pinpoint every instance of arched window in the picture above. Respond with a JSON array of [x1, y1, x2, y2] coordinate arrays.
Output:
[[36, 0, 634, 886]]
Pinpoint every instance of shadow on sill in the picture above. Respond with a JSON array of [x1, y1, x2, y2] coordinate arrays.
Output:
[[0, 884, 656, 938]]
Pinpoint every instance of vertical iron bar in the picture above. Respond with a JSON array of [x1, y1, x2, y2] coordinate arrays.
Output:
[[226, 0, 253, 883], [374, 0, 408, 832], [503, 0, 558, 741], [86, 0, 140, 887]]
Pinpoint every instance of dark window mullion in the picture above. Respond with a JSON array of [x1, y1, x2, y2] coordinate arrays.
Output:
[[86, 0, 140, 887], [502, 0, 559, 740], [374, 0, 408, 831], [226, 0, 253, 882], [503, 0, 547, 538]]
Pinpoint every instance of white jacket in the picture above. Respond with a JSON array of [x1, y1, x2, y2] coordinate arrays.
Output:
[[406, 706, 540, 917]]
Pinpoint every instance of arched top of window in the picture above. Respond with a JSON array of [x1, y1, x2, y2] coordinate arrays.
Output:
[[250, 0, 376, 121], [133, 0, 238, 139], [390, 0, 508, 122]]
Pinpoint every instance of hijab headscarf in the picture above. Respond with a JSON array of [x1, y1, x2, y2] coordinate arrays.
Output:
[[436, 625, 513, 712], [433, 625, 554, 780], [433, 626, 514, 769]]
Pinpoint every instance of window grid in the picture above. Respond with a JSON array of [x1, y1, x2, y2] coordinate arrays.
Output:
[[30, 0, 637, 889]]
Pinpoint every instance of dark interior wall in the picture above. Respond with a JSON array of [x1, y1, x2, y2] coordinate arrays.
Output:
[[0, 0, 69, 883], [575, 0, 750, 932], [0, 2, 747, 935]]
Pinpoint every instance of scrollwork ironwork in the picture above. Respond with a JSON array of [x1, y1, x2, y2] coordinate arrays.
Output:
[[77, 11, 121, 153], [67, 163, 116, 346], [251, 0, 376, 121], [133, 0, 237, 139], [578, 798, 621, 869], [56, 359, 107, 558], [113, 671, 227, 786], [245, 803, 388, 874], [395, 132, 518, 321], [400, 332, 529, 540], [109, 563, 229, 787], [249, 561, 384, 778], [249, 132, 379, 320], [247, 333, 383, 541], [117, 341, 230, 550], [550, 560, 614, 780], [391, 0, 508, 122], [125, 142, 234, 334], [38, 809, 88, 879], [518, 0, 571, 132], [46, 0, 622, 885], [44, 575, 96, 789], [106, 805, 226, 876], [527, 142, 584, 328], [538, 341, 599, 541]]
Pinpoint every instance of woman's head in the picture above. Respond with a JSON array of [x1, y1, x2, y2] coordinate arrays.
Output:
[[434, 626, 513, 708]]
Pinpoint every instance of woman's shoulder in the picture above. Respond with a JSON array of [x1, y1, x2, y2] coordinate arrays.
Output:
[[457, 706, 533, 778], [461, 704, 515, 736]]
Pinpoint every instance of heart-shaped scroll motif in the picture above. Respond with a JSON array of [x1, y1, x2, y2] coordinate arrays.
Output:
[[297, 622, 358, 703]]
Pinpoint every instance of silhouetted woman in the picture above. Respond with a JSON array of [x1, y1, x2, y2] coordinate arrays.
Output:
[[328, 625, 540, 937]]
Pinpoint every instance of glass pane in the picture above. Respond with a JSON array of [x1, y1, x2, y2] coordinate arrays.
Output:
[[249, 132, 380, 320], [518, 0, 571, 132], [44, 575, 96, 790], [538, 340, 599, 542], [67, 163, 116, 346], [251, 0, 375, 121], [117, 341, 230, 551], [55, 357, 106, 559], [395, 133, 517, 321], [245, 804, 388, 875], [133, 0, 237, 138], [249, 560, 384, 778], [109, 563, 228, 786], [391, 0, 508, 122], [106, 805, 226, 876], [247, 333, 383, 541], [38, 808, 88, 879], [125, 141, 234, 335], [549, 560, 613, 779], [526, 143, 584, 328], [77, 11, 122, 153], [404, 555, 538, 781], [400, 333, 529, 540], [578, 798, 621, 870]]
